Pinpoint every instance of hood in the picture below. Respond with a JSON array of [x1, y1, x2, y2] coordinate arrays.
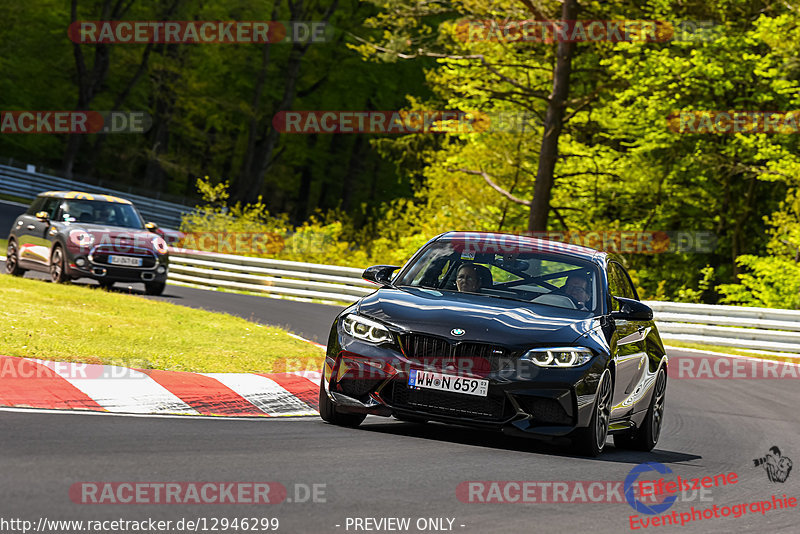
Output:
[[357, 287, 600, 348], [65, 224, 163, 254]]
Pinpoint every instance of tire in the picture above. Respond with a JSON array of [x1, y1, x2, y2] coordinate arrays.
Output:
[[576, 369, 612, 457], [318, 376, 366, 428], [50, 245, 69, 284], [5, 240, 26, 277], [144, 281, 166, 295], [614, 367, 667, 452]]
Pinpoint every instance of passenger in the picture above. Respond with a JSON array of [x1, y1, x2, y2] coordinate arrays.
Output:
[[563, 274, 591, 310]]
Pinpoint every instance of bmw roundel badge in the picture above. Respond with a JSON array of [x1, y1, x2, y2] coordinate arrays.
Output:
[[451, 328, 465, 336]]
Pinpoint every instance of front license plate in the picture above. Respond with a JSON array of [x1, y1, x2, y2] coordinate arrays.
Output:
[[408, 370, 488, 397], [108, 255, 143, 267]]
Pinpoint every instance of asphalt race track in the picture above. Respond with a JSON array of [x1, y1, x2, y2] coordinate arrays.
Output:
[[0, 365, 798, 534], [1, 270, 798, 532], [1, 203, 799, 532]]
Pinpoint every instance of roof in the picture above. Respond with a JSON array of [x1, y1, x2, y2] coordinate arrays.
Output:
[[38, 191, 133, 205], [440, 231, 605, 262]]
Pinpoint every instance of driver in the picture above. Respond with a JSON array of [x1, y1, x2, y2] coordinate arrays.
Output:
[[456, 263, 481, 293], [95, 204, 116, 224], [564, 274, 591, 310]]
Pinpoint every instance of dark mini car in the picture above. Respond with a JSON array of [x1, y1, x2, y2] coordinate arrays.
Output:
[[319, 231, 668, 456], [5, 191, 169, 295]]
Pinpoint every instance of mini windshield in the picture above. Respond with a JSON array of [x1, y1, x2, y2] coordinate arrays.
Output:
[[57, 199, 144, 229], [395, 239, 600, 313]]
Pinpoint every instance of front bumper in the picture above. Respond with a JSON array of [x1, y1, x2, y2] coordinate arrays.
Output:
[[64, 247, 168, 283], [323, 327, 607, 439]]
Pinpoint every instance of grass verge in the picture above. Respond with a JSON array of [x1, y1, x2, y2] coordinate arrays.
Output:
[[0, 193, 31, 205], [0, 274, 325, 373]]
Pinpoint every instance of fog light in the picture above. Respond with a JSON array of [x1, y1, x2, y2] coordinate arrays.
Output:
[[76, 258, 86, 267], [156, 265, 166, 274]]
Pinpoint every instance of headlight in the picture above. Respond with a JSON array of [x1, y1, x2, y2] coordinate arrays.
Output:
[[521, 347, 594, 367], [152, 236, 168, 255], [69, 230, 94, 248], [342, 314, 393, 344]]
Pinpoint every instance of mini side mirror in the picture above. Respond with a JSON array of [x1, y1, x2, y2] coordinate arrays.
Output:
[[610, 297, 653, 321], [35, 211, 49, 221], [362, 265, 400, 287], [145, 222, 160, 233]]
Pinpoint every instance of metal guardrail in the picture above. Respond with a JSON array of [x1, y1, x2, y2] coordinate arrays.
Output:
[[167, 249, 800, 353], [168, 249, 375, 304], [0, 164, 193, 228], [645, 301, 800, 353]]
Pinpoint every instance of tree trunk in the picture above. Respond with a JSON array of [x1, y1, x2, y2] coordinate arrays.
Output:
[[528, 0, 578, 233]]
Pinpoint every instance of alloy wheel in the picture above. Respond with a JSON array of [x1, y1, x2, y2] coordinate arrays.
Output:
[[595, 371, 612, 450], [650, 369, 667, 443], [6, 242, 17, 273], [50, 248, 63, 282]]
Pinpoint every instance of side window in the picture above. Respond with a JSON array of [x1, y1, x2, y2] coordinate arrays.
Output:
[[606, 264, 624, 311], [44, 199, 62, 220], [615, 264, 639, 301], [608, 262, 637, 310], [25, 197, 45, 216]]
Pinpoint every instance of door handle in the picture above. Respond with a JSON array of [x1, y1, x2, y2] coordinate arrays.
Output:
[[26, 225, 35, 230]]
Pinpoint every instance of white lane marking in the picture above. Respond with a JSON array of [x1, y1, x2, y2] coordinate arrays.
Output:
[[202, 373, 318, 416], [0, 406, 317, 420], [28, 359, 199, 415]]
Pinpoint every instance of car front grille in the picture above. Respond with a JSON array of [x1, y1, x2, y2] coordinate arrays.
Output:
[[389, 380, 508, 421], [399, 333, 513, 373], [90, 245, 157, 268]]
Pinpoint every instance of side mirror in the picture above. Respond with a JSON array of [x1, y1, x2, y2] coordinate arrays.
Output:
[[610, 297, 653, 321], [145, 222, 160, 233], [35, 211, 49, 221], [362, 265, 400, 287]]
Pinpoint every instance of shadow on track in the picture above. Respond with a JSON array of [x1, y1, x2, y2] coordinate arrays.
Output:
[[355, 419, 701, 464]]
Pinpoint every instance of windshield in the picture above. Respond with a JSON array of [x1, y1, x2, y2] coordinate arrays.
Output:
[[56, 199, 145, 229], [395, 239, 600, 313]]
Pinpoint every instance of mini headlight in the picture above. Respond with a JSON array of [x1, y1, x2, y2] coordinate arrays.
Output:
[[69, 230, 94, 248], [342, 314, 393, 344], [152, 236, 169, 255], [522, 347, 593, 367]]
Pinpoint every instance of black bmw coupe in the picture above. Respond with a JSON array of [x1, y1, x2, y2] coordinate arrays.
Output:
[[319, 231, 668, 456]]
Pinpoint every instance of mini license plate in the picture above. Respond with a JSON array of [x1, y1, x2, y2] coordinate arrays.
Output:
[[408, 369, 488, 397], [108, 255, 143, 267]]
